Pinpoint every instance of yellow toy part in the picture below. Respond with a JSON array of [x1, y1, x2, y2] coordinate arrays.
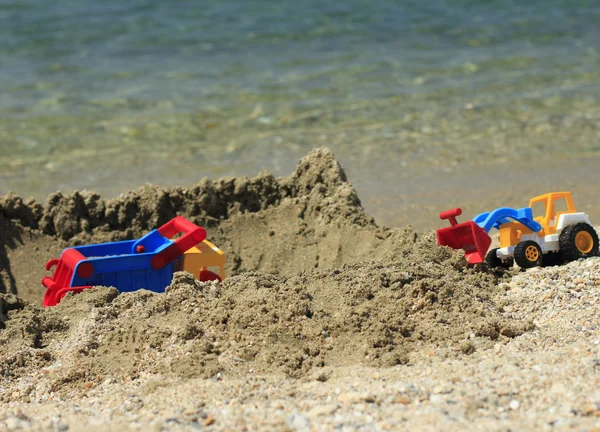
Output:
[[528, 192, 577, 236], [176, 239, 226, 282], [499, 192, 577, 248], [498, 222, 534, 249]]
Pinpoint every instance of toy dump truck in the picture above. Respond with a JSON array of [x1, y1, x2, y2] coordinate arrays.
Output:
[[437, 192, 598, 269], [42, 216, 226, 307]]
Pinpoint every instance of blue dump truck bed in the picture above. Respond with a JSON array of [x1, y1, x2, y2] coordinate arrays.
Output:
[[42, 217, 206, 307]]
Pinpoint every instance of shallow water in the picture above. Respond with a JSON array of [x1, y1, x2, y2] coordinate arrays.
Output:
[[1, 0, 599, 227]]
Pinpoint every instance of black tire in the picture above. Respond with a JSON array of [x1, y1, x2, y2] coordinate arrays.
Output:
[[514, 240, 543, 269], [485, 248, 513, 269], [559, 223, 599, 262], [541, 252, 563, 267]]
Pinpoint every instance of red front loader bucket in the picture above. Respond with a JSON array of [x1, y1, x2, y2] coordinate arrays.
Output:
[[42, 248, 94, 307], [436, 208, 491, 264]]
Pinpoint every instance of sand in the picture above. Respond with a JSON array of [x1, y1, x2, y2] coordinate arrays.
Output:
[[0, 148, 598, 431]]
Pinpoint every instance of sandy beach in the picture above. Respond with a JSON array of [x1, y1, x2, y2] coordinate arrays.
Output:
[[1, 148, 599, 430], [2, 0, 600, 429]]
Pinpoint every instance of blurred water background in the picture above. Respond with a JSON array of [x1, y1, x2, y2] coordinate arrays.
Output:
[[1, 0, 599, 228]]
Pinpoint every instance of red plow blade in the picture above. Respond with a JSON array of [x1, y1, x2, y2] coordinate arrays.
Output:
[[436, 208, 492, 264]]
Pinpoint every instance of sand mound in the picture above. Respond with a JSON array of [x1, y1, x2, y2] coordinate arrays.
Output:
[[1, 148, 379, 300], [0, 258, 529, 394], [0, 147, 368, 243], [0, 148, 532, 397]]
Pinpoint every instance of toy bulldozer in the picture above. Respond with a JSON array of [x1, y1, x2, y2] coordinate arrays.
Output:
[[437, 192, 599, 269], [42, 216, 226, 307]]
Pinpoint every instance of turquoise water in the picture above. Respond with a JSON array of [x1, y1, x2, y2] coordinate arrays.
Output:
[[3, 0, 599, 115], [1, 0, 599, 225]]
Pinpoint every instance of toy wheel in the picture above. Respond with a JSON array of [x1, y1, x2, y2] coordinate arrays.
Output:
[[199, 269, 222, 282], [485, 248, 513, 269], [514, 241, 542, 269], [541, 252, 563, 267], [559, 223, 599, 262]]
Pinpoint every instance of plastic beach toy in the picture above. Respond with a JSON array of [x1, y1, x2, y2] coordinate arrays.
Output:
[[41, 216, 226, 307], [436, 192, 598, 269]]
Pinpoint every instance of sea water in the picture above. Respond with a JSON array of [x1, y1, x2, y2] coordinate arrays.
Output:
[[1, 0, 599, 226]]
